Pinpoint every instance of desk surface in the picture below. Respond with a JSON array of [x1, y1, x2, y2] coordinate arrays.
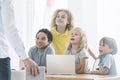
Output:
[[45, 74, 120, 80]]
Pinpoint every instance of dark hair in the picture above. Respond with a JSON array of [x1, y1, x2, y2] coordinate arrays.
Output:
[[36, 28, 53, 42]]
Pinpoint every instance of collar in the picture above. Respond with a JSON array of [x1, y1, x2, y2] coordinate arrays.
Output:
[[52, 28, 70, 36], [98, 52, 111, 58]]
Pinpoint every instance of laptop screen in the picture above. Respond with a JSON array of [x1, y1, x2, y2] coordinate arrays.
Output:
[[46, 55, 75, 75]]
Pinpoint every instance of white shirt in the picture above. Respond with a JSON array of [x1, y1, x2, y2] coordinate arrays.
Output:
[[0, 0, 27, 59]]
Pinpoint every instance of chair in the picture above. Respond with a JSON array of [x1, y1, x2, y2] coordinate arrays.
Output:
[[92, 59, 100, 71], [19, 60, 25, 70]]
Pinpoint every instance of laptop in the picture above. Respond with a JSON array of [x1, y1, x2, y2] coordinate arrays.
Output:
[[26, 66, 45, 80], [11, 70, 25, 80], [46, 55, 75, 75]]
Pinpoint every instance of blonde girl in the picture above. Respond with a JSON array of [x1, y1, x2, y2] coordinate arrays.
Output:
[[50, 9, 74, 55], [65, 27, 89, 74]]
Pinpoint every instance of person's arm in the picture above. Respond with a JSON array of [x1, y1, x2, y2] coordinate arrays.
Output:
[[19, 47, 34, 70], [90, 67, 109, 75], [76, 58, 86, 74], [2, 0, 39, 76], [88, 48, 97, 60]]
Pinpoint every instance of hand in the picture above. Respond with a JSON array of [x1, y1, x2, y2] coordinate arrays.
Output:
[[22, 58, 39, 76]]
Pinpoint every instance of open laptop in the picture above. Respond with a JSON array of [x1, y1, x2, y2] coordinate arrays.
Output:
[[26, 66, 45, 80], [46, 55, 75, 75]]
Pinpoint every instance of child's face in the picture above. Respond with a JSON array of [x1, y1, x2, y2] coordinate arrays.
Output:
[[70, 30, 80, 44], [99, 40, 112, 55], [55, 11, 69, 28], [36, 32, 49, 50]]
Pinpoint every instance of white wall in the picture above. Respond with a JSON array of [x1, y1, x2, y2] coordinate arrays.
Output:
[[97, 0, 120, 74], [68, 0, 98, 70]]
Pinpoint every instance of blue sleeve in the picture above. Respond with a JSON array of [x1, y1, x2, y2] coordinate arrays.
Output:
[[103, 55, 113, 69]]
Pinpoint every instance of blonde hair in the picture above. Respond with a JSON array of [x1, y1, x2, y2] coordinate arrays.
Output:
[[100, 37, 118, 55], [50, 9, 74, 30], [67, 27, 88, 52]]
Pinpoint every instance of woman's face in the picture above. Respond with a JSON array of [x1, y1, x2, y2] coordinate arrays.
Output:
[[55, 11, 69, 28], [99, 40, 112, 55], [36, 32, 49, 50]]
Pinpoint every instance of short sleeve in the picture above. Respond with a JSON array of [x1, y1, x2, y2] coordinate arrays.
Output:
[[78, 49, 88, 59], [103, 55, 113, 69], [45, 46, 55, 55]]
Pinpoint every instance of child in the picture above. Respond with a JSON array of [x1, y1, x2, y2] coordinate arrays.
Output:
[[28, 28, 55, 67], [90, 37, 118, 75], [50, 9, 74, 55], [64, 27, 89, 74]]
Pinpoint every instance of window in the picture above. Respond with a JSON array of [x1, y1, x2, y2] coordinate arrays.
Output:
[[11, 0, 120, 74]]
